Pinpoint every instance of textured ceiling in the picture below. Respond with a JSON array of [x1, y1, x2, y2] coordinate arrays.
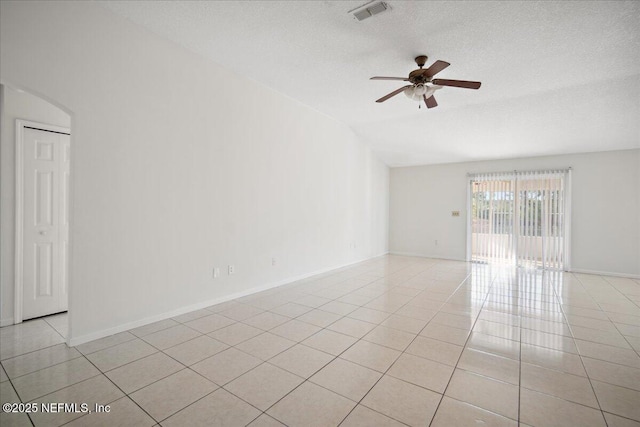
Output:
[[102, 1, 640, 166]]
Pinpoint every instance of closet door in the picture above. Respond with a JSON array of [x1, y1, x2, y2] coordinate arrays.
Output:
[[21, 126, 70, 320]]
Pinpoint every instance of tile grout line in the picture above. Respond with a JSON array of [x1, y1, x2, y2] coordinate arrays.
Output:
[[427, 265, 505, 426], [131, 258, 427, 426], [327, 261, 455, 425], [567, 273, 640, 424], [3, 259, 639, 426], [129, 323, 276, 425], [260, 258, 432, 426], [518, 270, 524, 426], [5, 373, 37, 427], [558, 272, 610, 427], [60, 353, 157, 426], [479, 290, 640, 371], [314, 263, 488, 425], [333, 261, 449, 426], [596, 276, 640, 359], [344, 264, 481, 424], [115, 261, 416, 425]]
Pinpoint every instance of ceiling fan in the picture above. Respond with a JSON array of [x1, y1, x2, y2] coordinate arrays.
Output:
[[370, 55, 481, 109]]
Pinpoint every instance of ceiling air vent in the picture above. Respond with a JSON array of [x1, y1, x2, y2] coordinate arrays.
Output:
[[352, 2, 389, 21]]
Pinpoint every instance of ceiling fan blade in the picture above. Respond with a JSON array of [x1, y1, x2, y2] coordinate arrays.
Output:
[[422, 60, 450, 77], [424, 95, 438, 109], [370, 76, 410, 81], [376, 85, 412, 103], [432, 79, 481, 89]]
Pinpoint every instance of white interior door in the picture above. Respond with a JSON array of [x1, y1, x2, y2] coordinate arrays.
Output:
[[21, 126, 70, 320]]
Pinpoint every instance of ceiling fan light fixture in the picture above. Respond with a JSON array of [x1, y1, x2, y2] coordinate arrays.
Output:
[[424, 86, 437, 98], [403, 86, 416, 101], [404, 84, 430, 101]]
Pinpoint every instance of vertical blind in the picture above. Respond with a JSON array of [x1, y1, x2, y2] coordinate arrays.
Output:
[[469, 169, 571, 270]]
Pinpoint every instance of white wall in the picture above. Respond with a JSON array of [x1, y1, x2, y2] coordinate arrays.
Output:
[[0, 1, 389, 343], [390, 149, 640, 277], [0, 85, 71, 326]]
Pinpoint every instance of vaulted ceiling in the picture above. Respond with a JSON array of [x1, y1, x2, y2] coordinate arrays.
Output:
[[102, 1, 640, 166]]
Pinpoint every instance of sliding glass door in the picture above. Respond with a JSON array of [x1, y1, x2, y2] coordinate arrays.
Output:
[[470, 174, 515, 265], [469, 169, 571, 270]]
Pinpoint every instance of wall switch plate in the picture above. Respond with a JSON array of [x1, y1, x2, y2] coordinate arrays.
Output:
[[271, 258, 277, 266], [213, 268, 220, 278], [452, 211, 460, 217], [228, 265, 235, 275]]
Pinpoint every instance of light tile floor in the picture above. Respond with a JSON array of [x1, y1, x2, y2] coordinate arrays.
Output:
[[1, 256, 640, 426]]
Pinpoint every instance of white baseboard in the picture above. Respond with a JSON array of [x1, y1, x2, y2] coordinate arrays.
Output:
[[388, 251, 466, 262], [570, 268, 640, 280], [68, 254, 385, 347], [1, 317, 14, 327]]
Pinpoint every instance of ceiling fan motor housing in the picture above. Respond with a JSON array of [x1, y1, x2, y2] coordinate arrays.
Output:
[[409, 69, 430, 84]]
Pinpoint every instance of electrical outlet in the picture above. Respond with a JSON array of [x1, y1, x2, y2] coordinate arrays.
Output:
[[271, 257, 277, 266], [228, 265, 235, 275], [213, 267, 220, 278], [435, 240, 438, 246]]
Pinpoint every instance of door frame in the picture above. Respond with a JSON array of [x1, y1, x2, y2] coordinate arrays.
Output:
[[465, 178, 472, 262], [14, 119, 71, 324], [466, 169, 573, 271]]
